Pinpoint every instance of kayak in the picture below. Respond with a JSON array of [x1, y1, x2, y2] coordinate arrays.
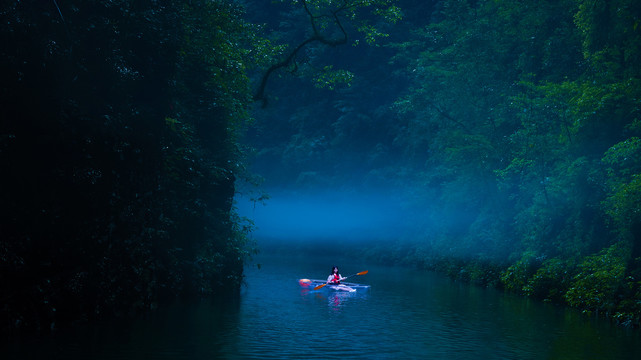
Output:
[[298, 278, 370, 292]]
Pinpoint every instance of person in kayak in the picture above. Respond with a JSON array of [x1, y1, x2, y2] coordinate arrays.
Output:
[[326, 266, 356, 292], [327, 266, 344, 284]]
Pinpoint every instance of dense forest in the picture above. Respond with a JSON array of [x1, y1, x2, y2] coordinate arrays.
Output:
[[242, 0, 641, 327], [1, 0, 640, 335], [0, 0, 260, 333], [390, 0, 641, 327]]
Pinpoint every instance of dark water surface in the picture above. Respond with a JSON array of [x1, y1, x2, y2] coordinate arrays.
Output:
[[4, 251, 641, 359]]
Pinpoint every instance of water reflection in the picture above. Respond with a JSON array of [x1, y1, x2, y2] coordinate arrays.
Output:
[[327, 291, 356, 310], [5, 252, 641, 360], [300, 286, 369, 312], [2, 298, 243, 360]]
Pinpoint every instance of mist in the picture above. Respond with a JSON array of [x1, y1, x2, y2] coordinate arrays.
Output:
[[235, 189, 409, 242]]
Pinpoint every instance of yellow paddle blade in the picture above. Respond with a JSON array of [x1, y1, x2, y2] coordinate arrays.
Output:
[[357, 270, 368, 275], [313, 283, 328, 290]]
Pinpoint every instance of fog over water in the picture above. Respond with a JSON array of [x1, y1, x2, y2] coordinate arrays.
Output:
[[235, 189, 410, 241]]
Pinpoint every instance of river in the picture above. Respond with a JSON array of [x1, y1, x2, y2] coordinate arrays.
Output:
[[4, 250, 641, 359]]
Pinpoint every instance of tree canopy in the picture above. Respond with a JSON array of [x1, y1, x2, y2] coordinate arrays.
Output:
[[242, 0, 641, 326], [0, 0, 260, 333], [2, 0, 641, 333]]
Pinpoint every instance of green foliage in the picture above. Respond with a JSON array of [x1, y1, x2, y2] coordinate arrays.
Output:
[[500, 251, 540, 294], [239, 0, 641, 325], [177, 0, 260, 126], [565, 242, 629, 313], [462, 260, 504, 288], [612, 254, 641, 326], [312, 65, 354, 90], [253, 0, 401, 100], [602, 137, 641, 229], [574, 0, 641, 79], [0, 0, 258, 333], [604, 174, 641, 229], [522, 258, 575, 301], [285, 0, 402, 41], [378, 0, 641, 323]]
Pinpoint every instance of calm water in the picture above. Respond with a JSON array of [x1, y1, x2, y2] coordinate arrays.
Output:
[[4, 250, 641, 359]]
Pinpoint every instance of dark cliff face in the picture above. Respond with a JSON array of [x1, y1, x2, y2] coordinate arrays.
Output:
[[0, 1, 251, 334]]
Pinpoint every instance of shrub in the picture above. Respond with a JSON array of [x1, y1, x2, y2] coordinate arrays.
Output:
[[500, 251, 540, 294], [523, 257, 575, 301], [564, 242, 629, 314]]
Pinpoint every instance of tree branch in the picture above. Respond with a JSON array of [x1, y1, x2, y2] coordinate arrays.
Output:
[[253, 0, 349, 104]]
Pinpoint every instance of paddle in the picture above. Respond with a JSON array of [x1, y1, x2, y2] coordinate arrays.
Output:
[[313, 270, 368, 290]]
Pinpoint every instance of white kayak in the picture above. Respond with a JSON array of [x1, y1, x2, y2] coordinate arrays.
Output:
[[298, 279, 370, 292]]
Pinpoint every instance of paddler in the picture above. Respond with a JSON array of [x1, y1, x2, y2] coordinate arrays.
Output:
[[327, 266, 343, 284], [327, 266, 355, 291]]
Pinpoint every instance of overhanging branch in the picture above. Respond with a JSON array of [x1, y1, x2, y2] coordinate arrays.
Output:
[[253, 0, 349, 104]]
